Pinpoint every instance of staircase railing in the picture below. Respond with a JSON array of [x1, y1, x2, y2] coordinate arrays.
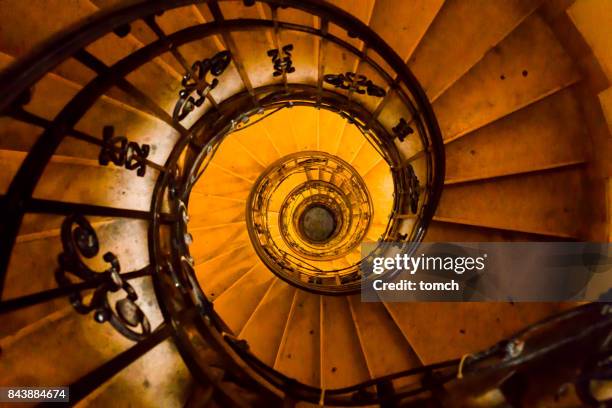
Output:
[[13, 0, 610, 406]]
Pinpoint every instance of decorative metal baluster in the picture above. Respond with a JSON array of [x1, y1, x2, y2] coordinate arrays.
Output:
[[55, 214, 151, 341], [99, 126, 151, 176], [173, 51, 232, 122], [268, 5, 295, 91], [207, 0, 258, 106], [392, 118, 414, 142], [124, 141, 152, 176], [323, 72, 386, 97], [98, 128, 127, 167], [267, 44, 296, 77], [9, 109, 165, 174], [0, 268, 151, 314]]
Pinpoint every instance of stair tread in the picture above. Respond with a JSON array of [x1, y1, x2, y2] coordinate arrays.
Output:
[[75, 338, 191, 408], [88, 2, 217, 77], [2, 218, 150, 338], [190, 223, 251, 265], [274, 290, 320, 387], [291, 107, 319, 152], [348, 296, 422, 384], [0, 277, 163, 385], [0, 52, 180, 166], [232, 121, 283, 166], [436, 166, 592, 239], [320, 296, 371, 389], [327, 0, 375, 47], [433, 13, 580, 141], [369, 0, 444, 62], [0, 150, 157, 210], [362, 159, 394, 228], [86, 31, 182, 96], [317, 110, 347, 155], [214, 262, 275, 334], [0, 307, 122, 387], [188, 201, 245, 230], [409, 0, 543, 101], [210, 135, 266, 180], [0, 0, 98, 61], [0, 0, 182, 112], [195, 244, 257, 300], [268, 173, 308, 212], [225, 30, 282, 91], [334, 122, 366, 164], [154, 5, 221, 69], [444, 86, 588, 183], [344, 248, 362, 265], [385, 302, 565, 364], [259, 108, 301, 156], [424, 221, 572, 242], [192, 164, 254, 198], [274, 16, 319, 86], [239, 279, 296, 366]]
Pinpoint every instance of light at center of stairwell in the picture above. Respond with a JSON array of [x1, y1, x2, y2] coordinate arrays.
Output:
[[299, 205, 336, 243]]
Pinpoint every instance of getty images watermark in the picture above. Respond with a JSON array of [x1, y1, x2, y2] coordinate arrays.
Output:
[[370, 252, 487, 291], [360, 242, 612, 302]]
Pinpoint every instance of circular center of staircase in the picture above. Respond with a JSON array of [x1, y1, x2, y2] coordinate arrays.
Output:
[[299, 204, 337, 243], [245, 151, 375, 288]]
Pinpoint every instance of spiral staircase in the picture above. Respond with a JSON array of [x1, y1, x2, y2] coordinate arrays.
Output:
[[0, 0, 611, 407]]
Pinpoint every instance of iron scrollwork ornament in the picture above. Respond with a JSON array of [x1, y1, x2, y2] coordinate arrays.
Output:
[[173, 50, 232, 122], [406, 164, 420, 214], [392, 118, 414, 142], [55, 215, 151, 341], [267, 44, 296, 77], [323, 72, 386, 97], [99, 126, 150, 177]]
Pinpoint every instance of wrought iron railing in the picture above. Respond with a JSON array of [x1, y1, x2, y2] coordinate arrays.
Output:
[[0, 0, 606, 406], [246, 150, 375, 292]]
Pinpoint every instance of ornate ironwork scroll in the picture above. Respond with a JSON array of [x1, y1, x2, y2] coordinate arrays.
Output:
[[323, 72, 386, 97], [392, 118, 413, 142], [99, 126, 151, 177], [173, 50, 232, 122], [55, 215, 150, 341], [267, 44, 295, 77]]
